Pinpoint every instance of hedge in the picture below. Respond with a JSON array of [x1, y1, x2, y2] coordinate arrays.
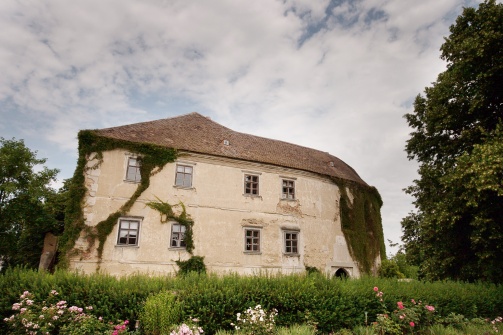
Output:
[[1, 268, 502, 334]]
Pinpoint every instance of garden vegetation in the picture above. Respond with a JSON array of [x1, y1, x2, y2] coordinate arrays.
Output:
[[1, 268, 502, 334]]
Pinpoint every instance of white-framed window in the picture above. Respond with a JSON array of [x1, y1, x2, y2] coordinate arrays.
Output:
[[117, 218, 140, 246], [125, 157, 141, 182], [284, 230, 299, 254], [282, 179, 295, 200], [171, 223, 186, 248], [244, 228, 261, 252], [175, 164, 193, 187], [244, 174, 259, 196]]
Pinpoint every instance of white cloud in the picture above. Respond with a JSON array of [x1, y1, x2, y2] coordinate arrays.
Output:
[[0, 0, 484, 253]]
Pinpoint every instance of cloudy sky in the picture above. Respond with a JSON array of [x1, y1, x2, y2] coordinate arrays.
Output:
[[0, 0, 484, 255]]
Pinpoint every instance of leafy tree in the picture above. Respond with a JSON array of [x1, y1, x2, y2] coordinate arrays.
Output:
[[402, 0, 503, 282], [380, 241, 418, 279], [378, 259, 404, 279], [388, 252, 418, 280], [0, 138, 60, 269]]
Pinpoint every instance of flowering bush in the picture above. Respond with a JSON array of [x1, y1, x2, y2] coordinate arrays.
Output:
[[169, 321, 204, 335], [231, 305, 278, 335], [436, 312, 503, 333], [491, 316, 503, 333], [112, 319, 131, 335], [59, 314, 116, 335], [393, 298, 435, 332], [372, 286, 435, 334], [3, 290, 130, 335]]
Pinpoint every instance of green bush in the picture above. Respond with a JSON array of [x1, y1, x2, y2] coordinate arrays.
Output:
[[0, 268, 174, 334], [59, 316, 116, 335], [140, 291, 184, 335], [378, 259, 404, 279], [1, 268, 502, 334], [393, 253, 418, 279], [304, 266, 320, 275], [215, 324, 316, 335], [176, 256, 206, 276]]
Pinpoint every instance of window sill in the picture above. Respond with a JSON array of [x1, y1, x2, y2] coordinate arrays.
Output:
[[169, 247, 188, 251], [115, 245, 140, 248], [243, 251, 262, 255], [243, 194, 262, 199], [173, 185, 195, 190], [279, 197, 296, 202], [124, 179, 141, 184], [283, 253, 300, 257]]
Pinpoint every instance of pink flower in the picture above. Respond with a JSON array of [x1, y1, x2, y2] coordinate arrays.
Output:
[[68, 306, 81, 313], [409, 322, 415, 327], [373, 287, 379, 292], [425, 305, 435, 312], [397, 302, 404, 310]]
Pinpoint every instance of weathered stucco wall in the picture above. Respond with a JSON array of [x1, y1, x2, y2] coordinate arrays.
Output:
[[70, 149, 361, 277]]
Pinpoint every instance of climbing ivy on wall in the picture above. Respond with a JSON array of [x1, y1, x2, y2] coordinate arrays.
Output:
[[332, 177, 385, 275], [58, 130, 178, 268], [146, 197, 195, 254], [58, 128, 383, 275]]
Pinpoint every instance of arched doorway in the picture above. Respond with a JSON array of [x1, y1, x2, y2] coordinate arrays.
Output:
[[334, 268, 349, 279]]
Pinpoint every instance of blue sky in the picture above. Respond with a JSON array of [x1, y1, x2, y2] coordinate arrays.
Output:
[[0, 0, 484, 254]]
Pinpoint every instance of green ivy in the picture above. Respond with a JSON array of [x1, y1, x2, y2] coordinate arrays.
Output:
[[58, 130, 178, 268], [146, 197, 195, 254], [305, 265, 321, 275], [333, 178, 385, 275], [175, 256, 206, 275], [58, 129, 384, 275]]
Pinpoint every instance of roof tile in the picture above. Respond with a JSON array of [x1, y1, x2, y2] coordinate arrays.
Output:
[[93, 112, 367, 185]]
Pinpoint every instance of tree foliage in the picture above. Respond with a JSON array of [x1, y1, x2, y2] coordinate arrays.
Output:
[[402, 0, 503, 282], [378, 259, 404, 279], [0, 138, 61, 269]]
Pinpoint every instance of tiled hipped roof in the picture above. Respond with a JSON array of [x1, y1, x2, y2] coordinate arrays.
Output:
[[94, 112, 368, 186]]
